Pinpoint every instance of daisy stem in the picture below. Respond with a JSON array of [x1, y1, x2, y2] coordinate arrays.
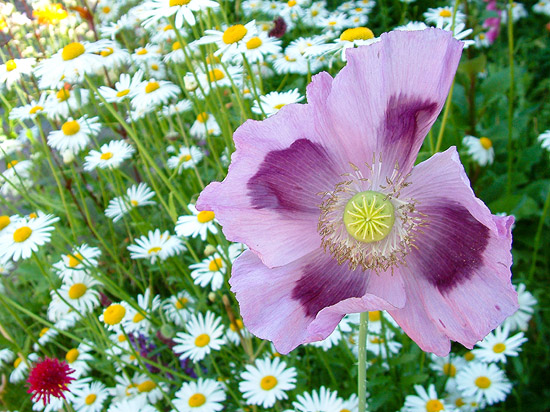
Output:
[[358, 311, 368, 412], [528, 182, 550, 283]]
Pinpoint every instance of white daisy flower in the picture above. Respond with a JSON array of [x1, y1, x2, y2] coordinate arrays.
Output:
[[96, 1, 121, 21], [366, 332, 402, 357], [161, 99, 193, 117], [472, 325, 527, 363], [533, 0, 550, 15], [437, 20, 474, 48], [84, 140, 135, 171], [0, 259, 15, 275], [64, 342, 94, 378], [162, 290, 196, 326], [122, 289, 161, 334], [462, 135, 495, 166], [175, 204, 218, 241], [189, 244, 245, 291], [537, 130, 550, 152], [94, 40, 130, 70], [36, 326, 59, 347], [128, 229, 185, 264], [9, 93, 48, 121], [52, 243, 101, 280], [444, 379, 482, 412], [139, 0, 219, 28], [99, 302, 130, 331], [315, 12, 353, 32], [45, 87, 90, 121], [0, 58, 35, 89], [305, 27, 378, 63], [106, 395, 155, 412], [501, 2, 528, 23], [0, 214, 21, 236], [105, 183, 156, 222], [424, 7, 466, 25], [0, 159, 33, 197], [172, 378, 226, 412], [293, 386, 343, 412], [53, 272, 101, 315], [173, 311, 225, 361], [125, 372, 167, 404], [196, 65, 243, 95], [130, 78, 180, 112], [430, 353, 468, 381], [47, 115, 101, 154], [34, 41, 104, 89], [196, 21, 258, 63], [251, 88, 304, 117], [240, 357, 297, 408], [225, 318, 251, 345], [456, 362, 512, 405], [309, 315, 353, 351], [474, 32, 491, 48], [167, 146, 204, 174], [394, 21, 429, 31], [71, 380, 110, 412], [502, 283, 537, 331], [402, 384, 453, 412], [189, 112, 221, 138], [10, 353, 39, 383], [98, 70, 144, 103], [235, 31, 282, 63], [0, 348, 15, 369], [131, 44, 163, 62], [0, 214, 59, 262]]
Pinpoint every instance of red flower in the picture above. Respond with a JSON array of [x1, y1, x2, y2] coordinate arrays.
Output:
[[27, 358, 75, 404]]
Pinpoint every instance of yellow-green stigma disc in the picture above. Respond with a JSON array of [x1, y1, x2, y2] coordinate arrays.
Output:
[[343, 191, 395, 243]]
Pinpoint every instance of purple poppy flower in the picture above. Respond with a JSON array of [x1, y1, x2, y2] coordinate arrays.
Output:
[[197, 29, 518, 356]]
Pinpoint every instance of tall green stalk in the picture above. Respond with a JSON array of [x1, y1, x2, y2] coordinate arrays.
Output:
[[358, 312, 369, 412]]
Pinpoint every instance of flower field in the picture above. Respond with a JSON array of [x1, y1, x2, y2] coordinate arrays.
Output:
[[0, 0, 549, 411]]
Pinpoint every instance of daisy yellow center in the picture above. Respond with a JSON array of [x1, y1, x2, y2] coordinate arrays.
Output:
[[455, 398, 465, 407], [475, 376, 491, 389], [208, 69, 225, 82], [100, 152, 113, 160], [69, 283, 87, 299], [7, 160, 18, 169], [6, 60, 17, 72], [175, 297, 189, 309], [85, 394, 97, 405], [170, 0, 191, 5], [340, 27, 374, 42], [480, 33, 486, 39], [197, 112, 209, 123], [284, 55, 296, 62], [273, 103, 286, 110], [180, 154, 192, 162], [343, 191, 395, 243], [0, 216, 10, 230], [464, 352, 475, 361], [39, 327, 49, 337], [328, 21, 337, 26], [493, 342, 506, 353], [164, 24, 173, 31], [151, 64, 159, 70], [57, 88, 71, 101], [137, 380, 156, 392], [13, 226, 32, 243], [145, 81, 160, 93], [229, 319, 244, 331], [246, 37, 263, 49], [188, 393, 206, 407], [370, 336, 384, 344], [116, 89, 130, 97], [260, 375, 278, 390], [222, 24, 247, 44], [172, 41, 182, 51], [62, 42, 85, 61], [368, 311, 381, 322], [102, 6, 111, 13], [100, 47, 114, 57], [68, 253, 83, 267], [197, 210, 215, 223], [14, 358, 22, 368], [29, 105, 44, 114], [131, 200, 139, 206], [480, 137, 493, 149], [341, 410, 351, 412], [103, 304, 126, 325], [133, 312, 145, 323], [194, 333, 210, 347], [148, 246, 162, 254], [65, 348, 80, 363], [443, 363, 457, 377], [136, 49, 148, 55], [439, 9, 452, 17], [426, 399, 444, 412], [62, 120, 81, 136], [209, 257, 224, 271], [29, 213, 38, 219], [118, 334, 126, 342], [287, 0, 297, 6]]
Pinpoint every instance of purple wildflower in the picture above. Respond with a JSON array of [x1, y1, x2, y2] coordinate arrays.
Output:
[[197, 29, 518, 356], [269, 17, 287, 38]]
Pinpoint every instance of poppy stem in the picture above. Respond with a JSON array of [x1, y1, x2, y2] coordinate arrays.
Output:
[[358, 311, 369, 412]]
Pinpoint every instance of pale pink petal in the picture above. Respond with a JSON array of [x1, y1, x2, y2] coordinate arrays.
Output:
[[197, 104, 341, 268], [230, 250, 406, 354], [388, 148, 517, 355], [309, 28, 463, 177]]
